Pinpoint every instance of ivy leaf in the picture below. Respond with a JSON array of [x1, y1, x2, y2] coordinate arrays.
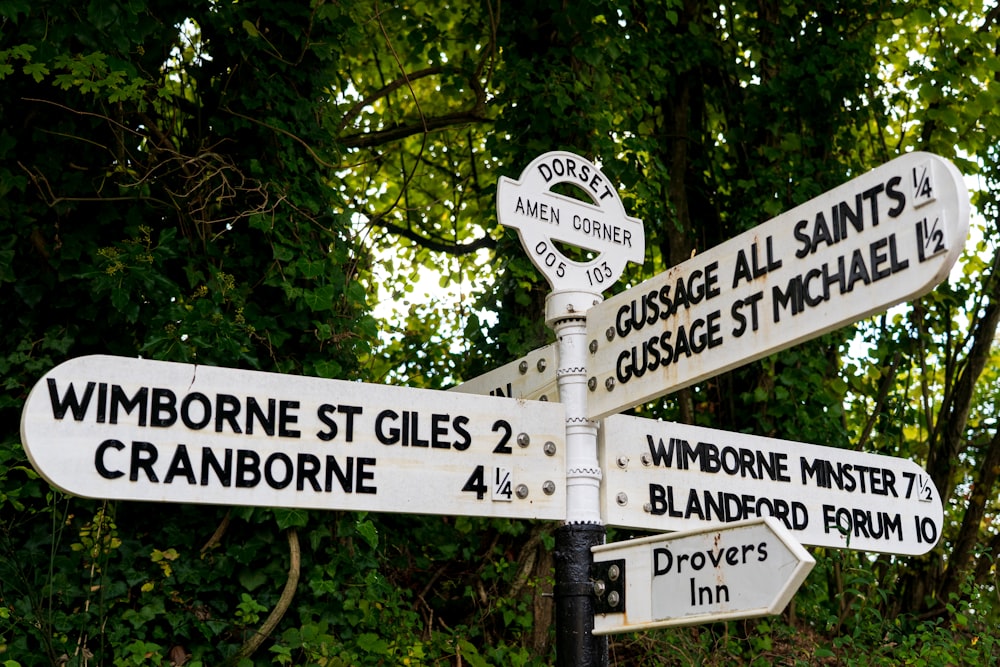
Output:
[[238, 568, 268, 592], [303, 285, 337, 311], [354, 517, 378, 549], [273, 507, 308, 530]]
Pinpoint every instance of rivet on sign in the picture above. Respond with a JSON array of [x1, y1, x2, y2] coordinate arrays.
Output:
[[589, 340, 598, 353], [518, 360, 529, 374], [605, 327, 615, 341], [517, 433, 530, 447], [543, 441, 557, 456], [593, 580, 607, 596], [608, 564, 620, 581], [537, 358, 547, 372], [643, 502, 652, 513], [640, 453, 653, 466], [540, 395, 549, 401], [542, 481, 556, 495], [605, 377, 616, 391], [587, 377, 597, 391], [616, 492, 628, 506], [607, 591, 620, 607], [616, 456, 628, 469], [516, 484, 529, 499]]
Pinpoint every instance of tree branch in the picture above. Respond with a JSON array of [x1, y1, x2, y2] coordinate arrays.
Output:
[[926, 264, 1000, 501], [338, 66, 446, 133], [373, 216, 497, 255], [341, 108, 491, 149], [222, 528, 301, 666]]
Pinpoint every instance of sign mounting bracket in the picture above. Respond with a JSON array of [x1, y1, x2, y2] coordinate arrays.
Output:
[[592, 558, 626, 615]]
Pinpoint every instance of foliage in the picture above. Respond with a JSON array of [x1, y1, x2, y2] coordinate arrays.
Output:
[[2, 0, 1000, 665]]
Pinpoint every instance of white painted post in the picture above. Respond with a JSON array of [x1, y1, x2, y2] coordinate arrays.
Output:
[[547, 291, 603, 525]]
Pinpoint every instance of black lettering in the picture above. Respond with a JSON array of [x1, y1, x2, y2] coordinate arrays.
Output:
[[357, 457, 377, 493], [181, 392, 212, 430], [886, 175, 905, 217], [846, 248, 871, 291], [452, 415, 471, 451], [164, 444, 196, 484], [839, 194, 864, 236], [325, 455, 354, 492], [246, 397, 276, 436], [862, 183, 885, 226], [375, 409, 400, 444], [408, 412, 429, 447], [201, 447, 232, 486], [338, 405, 362, 442], [151, 388, 177, 427], [215, 394, 243, 434], [653, 547, 672, 575], [278, 400, 300, 438], [793, 220, 812, 258], [95, 439, 125, 479], [264, 452, 293, 489], [432, 413, 450, 448], [316, 403, 339, 441], [297, 453, 322, 491], [110, 385, 148, 425], [129, 441, 159, 482], [236, 450, 261, 487]]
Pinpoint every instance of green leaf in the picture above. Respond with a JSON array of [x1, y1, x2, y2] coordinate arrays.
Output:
[[304, 285, 337, 311], [273, 507, 309, 530], [238, 568, 268, 592], [354, 517, 378, 549], [22, 61, 48, 82], [356, 632, 388, 654]]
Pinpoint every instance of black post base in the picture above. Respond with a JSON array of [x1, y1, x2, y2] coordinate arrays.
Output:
[[553, 523, 607, 667]]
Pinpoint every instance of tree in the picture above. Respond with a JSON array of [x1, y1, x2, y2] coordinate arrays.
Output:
[[3, 0, 1000, 664]]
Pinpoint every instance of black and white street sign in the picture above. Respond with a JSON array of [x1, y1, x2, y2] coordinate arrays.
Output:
[[591, 518, 814, 634], [585, 152, 970, 419], [450, 344, 558, 402], [600, 415, 943, 554], [20, 355, 567, 520], [497, 151, 645, 292], [17, 150, 973, 656]]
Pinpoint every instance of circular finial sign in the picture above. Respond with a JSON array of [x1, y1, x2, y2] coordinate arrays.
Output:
[[497, 151, 645, 293]]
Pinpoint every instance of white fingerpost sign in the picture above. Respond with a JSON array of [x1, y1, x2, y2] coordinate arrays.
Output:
[[497, 151, 645, 294], [20, 355, 567, 520], [585, 152, 970, 419], [591, 518, 814, 635], [450, 344, 558, 402], [600, 416, 943, 555]]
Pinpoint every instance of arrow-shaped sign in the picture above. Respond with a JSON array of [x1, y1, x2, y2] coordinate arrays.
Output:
[[591, 517, 814, 635], [21, 355, 567, 520], [600, 415, 943, 554], [450, 344, 558, 402], [585, 152, 970, 419]]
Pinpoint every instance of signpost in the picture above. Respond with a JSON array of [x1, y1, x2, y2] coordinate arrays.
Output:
[[21, 355, 567, 520], [585, 152, 970, 419], [19, 150, 972, 667], [590, 518, 814, 635], [600, 415, 943, 555]]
